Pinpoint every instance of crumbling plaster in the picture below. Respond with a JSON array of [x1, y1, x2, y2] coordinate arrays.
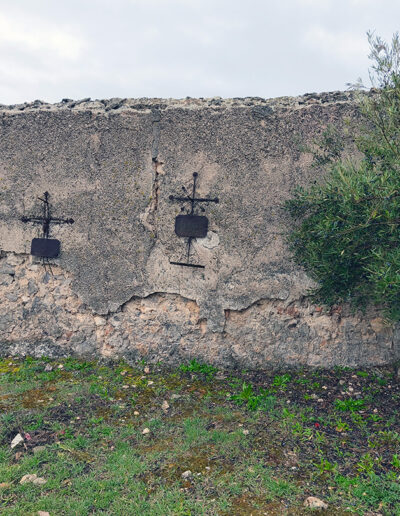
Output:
[[0, 92, 398, 366]]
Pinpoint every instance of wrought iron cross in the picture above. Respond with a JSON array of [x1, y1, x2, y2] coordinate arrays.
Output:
[[169, 173, 219, 268], [21, 191, 74, 258]]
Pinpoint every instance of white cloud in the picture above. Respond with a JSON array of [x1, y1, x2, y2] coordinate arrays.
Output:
[[295, 0, 332, 7], [303, 26, 369, 65], [0, 13, 85, 61], [0, 0, 399, 103]]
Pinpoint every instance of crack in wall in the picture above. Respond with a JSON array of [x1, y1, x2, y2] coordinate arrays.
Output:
[[151, 109, 161, 160], [140, 156, 164, 238], [151, 108, 162, 226], [139, 109, 163, 237]]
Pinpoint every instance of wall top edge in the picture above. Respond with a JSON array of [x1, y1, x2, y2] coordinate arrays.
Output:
[[0, 90, 373, 115]]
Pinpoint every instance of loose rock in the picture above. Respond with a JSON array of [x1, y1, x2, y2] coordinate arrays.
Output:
[[20, 474, 47, 485], [11, 433, 24, 449], [33, 446, 46, 455], [303, 496, 328, 509]]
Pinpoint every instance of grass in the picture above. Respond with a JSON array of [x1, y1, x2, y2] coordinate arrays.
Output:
[[0, 358, 400, 515]]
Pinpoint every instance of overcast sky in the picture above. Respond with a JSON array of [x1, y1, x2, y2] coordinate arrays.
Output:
[[0, 0, 399, 104]]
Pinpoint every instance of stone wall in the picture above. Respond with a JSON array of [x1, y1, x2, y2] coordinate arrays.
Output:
[[0, 93, 399, 367]]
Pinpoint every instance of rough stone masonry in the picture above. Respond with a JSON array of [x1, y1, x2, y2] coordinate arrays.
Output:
[[0, 93, 399, 368]]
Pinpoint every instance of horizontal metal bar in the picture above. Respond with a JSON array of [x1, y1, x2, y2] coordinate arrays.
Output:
[[170, 261, 205, 269], [21, 217, 43, 223], [51, 218, 75, 224], [169, 196, 219, 203], [21, 217, 74, 224]]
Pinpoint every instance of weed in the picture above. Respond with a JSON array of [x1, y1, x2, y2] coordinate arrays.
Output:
[[179, 359, 217, 378], [272, 373, 291, 389], [367, 413, 382, 423], [315, 430, 327, 445], [372, 374, 388, 386], [334, 398, 365, 412], [291, 421, 313, 441], [350, 412, 367, 429], [25, 414, 45, 431], [335, 419, 351, 433], [356, 453, 376, 475], [295, 376, 310, 385], [368, 430, 400, 449], [391, 454, 400, 470], [316, 458, 337, 474], [89, 383, 110, 399], [231, 382, 276, 411], [64, 358, 94, 371], [89, 416, 105, 425]]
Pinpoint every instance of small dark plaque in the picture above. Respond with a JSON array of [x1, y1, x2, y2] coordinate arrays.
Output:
[[175, 215, 208, 238], [31, 238, 61, 258]]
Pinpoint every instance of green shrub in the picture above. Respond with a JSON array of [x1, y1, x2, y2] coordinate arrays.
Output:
[[285, 32, 400, 320]]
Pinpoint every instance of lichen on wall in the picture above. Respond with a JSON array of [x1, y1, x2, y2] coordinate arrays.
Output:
[[0, 93, 399, 367]]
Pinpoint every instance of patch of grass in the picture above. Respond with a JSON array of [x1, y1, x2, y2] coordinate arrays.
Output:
[[1, 357, 400, 514], [333, 473, 400, 513]]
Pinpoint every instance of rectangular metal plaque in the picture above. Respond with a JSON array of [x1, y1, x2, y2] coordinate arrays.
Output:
[[175, 215, 208, 238], [31, 238, 61, 258]]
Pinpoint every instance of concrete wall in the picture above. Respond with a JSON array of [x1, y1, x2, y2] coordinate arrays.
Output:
[[0, 93, 399, 367]]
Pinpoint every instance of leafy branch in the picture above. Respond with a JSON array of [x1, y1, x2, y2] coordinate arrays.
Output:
[[285, 32, 400, 320]]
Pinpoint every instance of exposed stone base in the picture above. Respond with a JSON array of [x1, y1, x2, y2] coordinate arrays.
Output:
[[1, 253, 399, 368]]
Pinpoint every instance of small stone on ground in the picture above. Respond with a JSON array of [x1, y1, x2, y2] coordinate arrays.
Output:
[[304, 496, 328, 509], [33, 446, 46, 455], [20, 474, 47, 485], [10, 433, 24, 449]]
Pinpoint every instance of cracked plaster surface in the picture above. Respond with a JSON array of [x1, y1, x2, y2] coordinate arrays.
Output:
[[0, 253, 398, 367], [1, 92, 398, 366], [0, 93, 365, 328]]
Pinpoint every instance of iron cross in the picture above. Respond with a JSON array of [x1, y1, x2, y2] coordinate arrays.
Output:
[[21, 191, 74, 238], [169, 173, 219, 268]]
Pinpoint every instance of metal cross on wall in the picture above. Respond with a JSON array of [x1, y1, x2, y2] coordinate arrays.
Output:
[[169, 172, 219, 268], [21, 191, 74, 258]]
